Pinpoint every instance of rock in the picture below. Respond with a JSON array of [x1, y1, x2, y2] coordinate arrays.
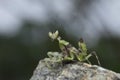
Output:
[[30, 59, 120, 80]]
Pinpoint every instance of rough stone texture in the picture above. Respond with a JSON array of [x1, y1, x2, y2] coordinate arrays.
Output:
[[30, 59, 120, 80]]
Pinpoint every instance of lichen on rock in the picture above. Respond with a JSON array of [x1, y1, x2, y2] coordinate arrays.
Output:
[[30, 59, 120, 80]]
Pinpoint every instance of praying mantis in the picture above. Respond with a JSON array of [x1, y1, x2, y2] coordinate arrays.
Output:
[[47, 30, 101, 66]]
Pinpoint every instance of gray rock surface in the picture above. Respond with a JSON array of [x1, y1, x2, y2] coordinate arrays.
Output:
[[30, 59, 120, 80]]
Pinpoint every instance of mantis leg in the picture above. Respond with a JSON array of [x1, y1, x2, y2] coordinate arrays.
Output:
[[90, 51, 101, 66], [47, 52, 53, 59], [64, 52, 74, 61], [85, 54, 92, 64], [86, 59, 92, 65], [85, 54, 92, 60], [74, 52, 82, 61]]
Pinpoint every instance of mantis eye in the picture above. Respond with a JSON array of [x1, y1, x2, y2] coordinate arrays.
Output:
[[54, 30, 59, 37], [48, 32, 53, 38]]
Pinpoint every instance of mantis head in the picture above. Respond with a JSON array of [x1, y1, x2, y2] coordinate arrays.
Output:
[[48, 30, 59, 40]]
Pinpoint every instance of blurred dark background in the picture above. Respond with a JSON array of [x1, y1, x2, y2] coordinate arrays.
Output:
[[0, 0, 120, 80]]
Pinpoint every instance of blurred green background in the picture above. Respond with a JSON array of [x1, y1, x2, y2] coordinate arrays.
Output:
[[1, 23, 120, 80], [0, 0, 120, 80]]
